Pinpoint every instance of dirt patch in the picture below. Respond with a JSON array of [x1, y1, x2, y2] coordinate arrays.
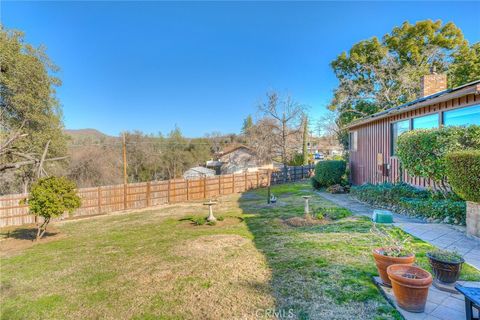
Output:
[[0, 227, 64, 258], [283, 216, 328, 227], [175, 234, 249, 258]]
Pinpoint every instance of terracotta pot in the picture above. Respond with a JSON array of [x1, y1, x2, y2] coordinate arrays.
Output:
[[372, 248, 415, 286], [427, 253, 465, 284], [387, 264, 432, 313]]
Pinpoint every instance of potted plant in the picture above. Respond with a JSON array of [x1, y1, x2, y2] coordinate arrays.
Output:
[[427, 249, 465, 284], [371, 226, 415, 286], [387, 264, 432, 313]]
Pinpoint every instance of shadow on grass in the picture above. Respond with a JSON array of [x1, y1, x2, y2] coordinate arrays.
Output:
[[238, 183, 402, 320], [1, 228, 57, 241]]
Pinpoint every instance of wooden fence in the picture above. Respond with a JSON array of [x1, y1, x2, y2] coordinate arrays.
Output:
[[0, 165, 314, 227]]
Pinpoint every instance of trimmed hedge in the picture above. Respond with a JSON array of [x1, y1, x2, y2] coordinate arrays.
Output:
[[312, 160, 346, 188], [396, 125, 480, 186], [350, 183, 466, 224], [445, 150, 480, 203]]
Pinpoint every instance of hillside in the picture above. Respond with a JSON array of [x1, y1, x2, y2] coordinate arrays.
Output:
[[64, 128, 117, 145]]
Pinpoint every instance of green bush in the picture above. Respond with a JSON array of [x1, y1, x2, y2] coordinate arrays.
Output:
[[350, 183, 465, 224], [445, 150, 480, 203], [396, 125, 480, 190], [399, 198, 466, 224], [351, 183, 429, 206], [312, 160, 346, 188], [28, 176, 81, 240]]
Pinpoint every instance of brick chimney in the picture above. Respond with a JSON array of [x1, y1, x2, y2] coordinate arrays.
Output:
[[420, 66, 447, 97]]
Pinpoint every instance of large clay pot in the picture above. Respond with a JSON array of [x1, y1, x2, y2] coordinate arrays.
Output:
[[427, 253, 464, 284], [387, 264, 433, 313], [372, 248, 415, 286]]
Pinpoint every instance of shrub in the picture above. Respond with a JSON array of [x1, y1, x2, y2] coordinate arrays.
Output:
[[398, 198, 466, 224], [351, 183, 429, 207], [350, 183, 465, 224], [310, 177, 321, 189], [312, 160, 346, 188], [396, 125, 480, 194], [27, 176, 81, 240], [445, 150, 480, 203]]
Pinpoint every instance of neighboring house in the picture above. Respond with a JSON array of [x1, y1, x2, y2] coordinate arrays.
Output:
[[183, 166, 216, 179], [207, 145, 275, 174], [307, 136, 343, 160], [346, 73, 480, 187]]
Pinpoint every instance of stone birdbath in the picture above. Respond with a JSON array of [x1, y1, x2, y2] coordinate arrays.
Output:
[[302, 195, 311, 217], [203, 200, 218, 222]]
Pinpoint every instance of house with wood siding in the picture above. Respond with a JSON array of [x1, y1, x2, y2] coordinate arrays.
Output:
[[346, 73, 480, 187]]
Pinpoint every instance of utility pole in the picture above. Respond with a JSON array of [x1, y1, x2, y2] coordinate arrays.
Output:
[[122, 133, 128, 185], [122, 133, 128, 209], [302, 115, 309, 165]]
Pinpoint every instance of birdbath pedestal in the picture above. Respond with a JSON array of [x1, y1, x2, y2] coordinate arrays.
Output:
[[302, 196, 311, 216], [203, 200, 218, 222]]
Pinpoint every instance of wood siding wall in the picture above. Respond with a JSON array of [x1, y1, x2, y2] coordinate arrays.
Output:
[[349, 93, 480, 186]]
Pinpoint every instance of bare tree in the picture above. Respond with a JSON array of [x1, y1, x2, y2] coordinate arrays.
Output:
[[245, 118, 278, 164], [257, 92, 306, 178], [316, 110, 348, 150]]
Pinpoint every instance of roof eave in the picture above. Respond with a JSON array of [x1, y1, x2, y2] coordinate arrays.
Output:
[[345, 81, 480, 130]]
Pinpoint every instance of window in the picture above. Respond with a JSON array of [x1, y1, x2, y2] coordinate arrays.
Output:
[[391, 120, 410, 155], [350, 131, 357, 151], [412, 113, 439, 129], [443, 104, 480, 126]]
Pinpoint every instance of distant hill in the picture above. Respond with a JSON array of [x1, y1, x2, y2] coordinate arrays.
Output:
[[65, 129, 118, 146]]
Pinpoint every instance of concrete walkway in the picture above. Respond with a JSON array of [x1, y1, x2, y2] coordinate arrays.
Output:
[[317, 192, 480, 270]]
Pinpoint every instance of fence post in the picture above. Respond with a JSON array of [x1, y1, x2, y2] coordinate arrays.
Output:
[[167, 179, 171, 204], [256, 171, 259, 188], [203, 177, 207, 199], [97, 186, 102, 214], [244, 172, 248, 190], [123, 183, 127, 210], [186, 179, 189, 201], [146, 182, 151, 207], [232, 174, 236, 193], [218, 175, 222, 195]]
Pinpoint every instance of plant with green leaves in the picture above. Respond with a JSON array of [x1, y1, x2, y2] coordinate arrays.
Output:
[[312, 160, 346, 188], [396, 125, 480, 195], [445, 150, 480, 203], [0, 26, 68, 193], [328, 20, 479, 149], [27, 176, 81, 240], [427, 249, 463, 263]]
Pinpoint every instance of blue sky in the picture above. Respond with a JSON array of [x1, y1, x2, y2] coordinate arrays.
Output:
[[2, 1, 479, 137]]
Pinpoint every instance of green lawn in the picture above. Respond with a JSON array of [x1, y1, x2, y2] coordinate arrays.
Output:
[[1, 182, 479, 319]]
